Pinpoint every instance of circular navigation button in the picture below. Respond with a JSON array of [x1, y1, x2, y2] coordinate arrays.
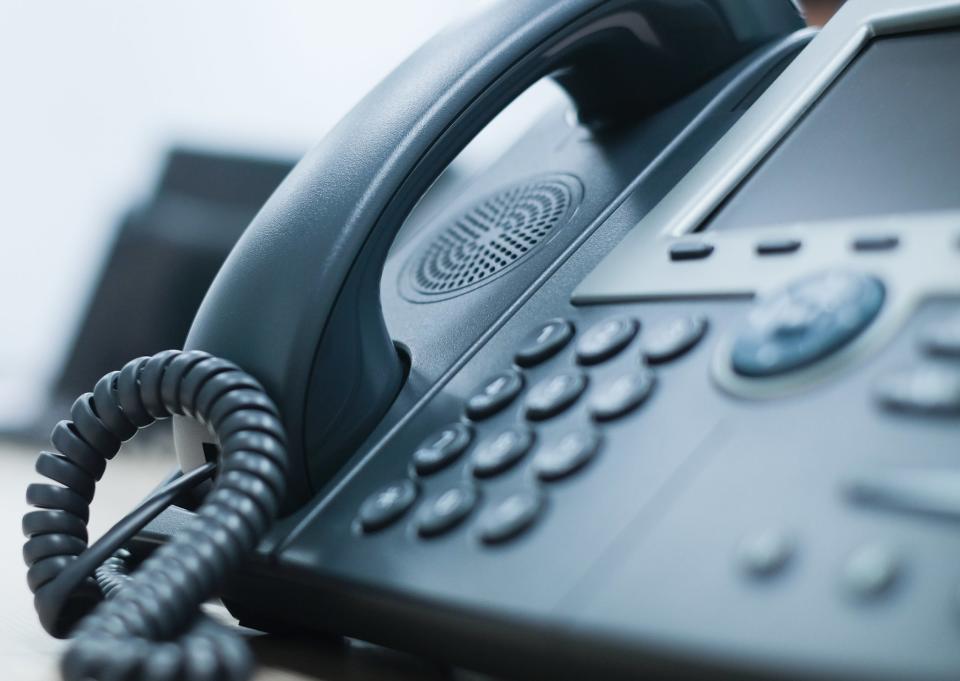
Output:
[[589, 370, 656, 422], [412, 423, 472, 476], [478, 490, 543, 544], [731, 271, 885, 377], [525, 370, 588, 421], [533, 431, 601, 482], [471, 426, 535, 478], [416, 484, 478, 538], [642, 316, 708, 364], [515, 319, 574, 368], [466, 370, 524, 420], [358, 479, 418, 532], [576, 317, 638, 365]]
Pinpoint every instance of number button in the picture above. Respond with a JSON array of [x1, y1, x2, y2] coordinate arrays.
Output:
[[533, 431, 601, 482], [416, 484, 478, 538], [589, 370, 656, 422], [466, 370, 524, 420], [412, 423, 472, 475], [515, 319, 574, 367], [478, 491, 543, 544], [576, 317, 638, 365], [358, 479, 418, 532], [471, 426, 535, 478], [642, 316, 708, 364], [525, 370, 588, 421]]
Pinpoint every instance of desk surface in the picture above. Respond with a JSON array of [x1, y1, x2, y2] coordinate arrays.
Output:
[[0, 439, 457, 681]]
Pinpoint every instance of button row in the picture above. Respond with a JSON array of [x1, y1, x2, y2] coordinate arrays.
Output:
[[359, 478, 543, 544], [667, 233, 908, 262], [515, 315, 708, 371], [737, 530, 902, 600]]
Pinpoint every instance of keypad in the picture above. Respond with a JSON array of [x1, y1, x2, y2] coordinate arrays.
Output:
[[416, 485, 478, 538], [471, 426, 535, 478], [589, 370, 656, 422], [477, 491, 543, 544], [525, 370, 588, 421], [514, 319, 574, 367], [642, 316, 708, 364], [412, 423, 473, 475], [466, 370, 524, 420]]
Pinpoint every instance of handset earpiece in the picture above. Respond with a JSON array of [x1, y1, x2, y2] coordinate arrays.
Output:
[[177, 0, 801, 509]]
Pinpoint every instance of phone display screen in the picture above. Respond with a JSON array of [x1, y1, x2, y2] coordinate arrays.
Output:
[[707, 28, 960, 231]]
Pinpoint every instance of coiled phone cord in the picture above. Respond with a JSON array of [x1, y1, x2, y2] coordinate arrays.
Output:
[[22, 350, 289, 681]]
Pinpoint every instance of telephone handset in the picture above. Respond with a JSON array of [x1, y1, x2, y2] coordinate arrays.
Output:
[[27, 0, 960, 679]]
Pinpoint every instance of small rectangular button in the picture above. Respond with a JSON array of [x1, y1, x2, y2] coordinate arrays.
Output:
[[669, 241, 714, 261], [756, 238, 801, 255], [852, 235, 899, 252]]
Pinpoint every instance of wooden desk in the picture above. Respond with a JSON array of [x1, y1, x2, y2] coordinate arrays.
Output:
[[0, 440, 455, 681]]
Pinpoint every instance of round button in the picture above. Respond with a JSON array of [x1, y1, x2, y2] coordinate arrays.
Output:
[[589, 370, 656, 422], [471, 426, 535, 478], [525, 370, 588, 421], [416, 484, 478, 538], [576, 317, 638, 365], [466, 370, 524, 420], [842, 544, 901, 600], [642, 316, 708, 364], [412, 423, 472, 475], [477, 490, 543, 544], [731, 270, 885, 377], [358, 479, 418, 533], [515, 319, 574, 368], [533, 431, 601, 482], [738, 530, 794, 578]]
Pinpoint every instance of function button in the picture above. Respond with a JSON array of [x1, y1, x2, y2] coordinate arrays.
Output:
[[737, 530, 794, 578], [515, 319, 574, 368], [731, 270, 885, 377], [533, 431, 602, 482], [920, 316, 960, 359], [669, 241, 714, 261], [478, 490, 543, 544], [589, 370, 656, 422], [466, 370, 524, 420], [358, 479, 418, 532], [471, 426, 535, 478], [852, 234, 899, 252], [416, 484, 478, 538], [412, 423, 473, 476], [756, 238, 801, 255], [874, 366, 960, 416], [846, 469, 960, 521], [525, 370, 588, 421], [576, 317, 639, 365], [642, 316, 708, 364], [842, 544, 901, 600]]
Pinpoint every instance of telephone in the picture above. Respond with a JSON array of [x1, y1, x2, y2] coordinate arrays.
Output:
[[23, 0, 960, 679]]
